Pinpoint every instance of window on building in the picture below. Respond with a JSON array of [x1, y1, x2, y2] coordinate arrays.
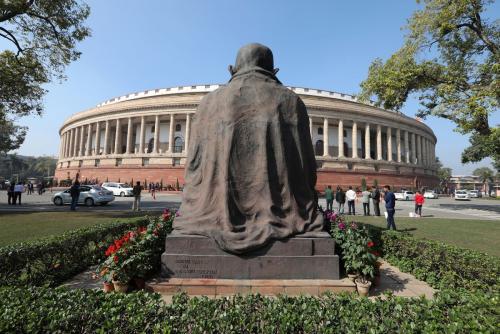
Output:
[[173, 158, 181, 166], [115, 158, 122, 167], [142, 158, 149, 166], [343, 130, 347, 137], [94, 159, 100, 167], [78, 160, 83, 167], [174, 136, 183, 153], [315, 140, 324, 156], [318, 127, 323, 135], [151, 125, 155, 133], [175, 124, 181, 132]]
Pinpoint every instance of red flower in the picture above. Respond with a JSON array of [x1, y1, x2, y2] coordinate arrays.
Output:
[[113, 255, 118, 263], [367, 241, 375, 248], [370, 250, 380, 257]]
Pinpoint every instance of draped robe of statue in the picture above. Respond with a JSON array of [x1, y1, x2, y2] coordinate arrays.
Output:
[[174, 44, 324, 254]]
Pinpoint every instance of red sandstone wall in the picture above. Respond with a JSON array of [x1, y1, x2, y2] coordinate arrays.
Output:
[[55, 165, 438, 190]]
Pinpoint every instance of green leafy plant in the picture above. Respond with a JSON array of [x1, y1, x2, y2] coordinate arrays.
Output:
[[328, 213, 377, 279]]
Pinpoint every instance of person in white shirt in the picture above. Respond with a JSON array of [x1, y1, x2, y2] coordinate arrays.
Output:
[[13, 183, 25, 205], [345, 186, 357, 215]]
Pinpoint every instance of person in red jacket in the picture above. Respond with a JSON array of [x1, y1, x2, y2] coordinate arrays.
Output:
[[415, 191, 425, 217]]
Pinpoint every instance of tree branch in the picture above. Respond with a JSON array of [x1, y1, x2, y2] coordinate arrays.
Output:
[[0, 0, 35, 22], [26, 12, 61, 43], [0, 27, 23, 56]]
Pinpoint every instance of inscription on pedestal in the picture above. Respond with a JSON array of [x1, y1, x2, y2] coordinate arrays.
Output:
[[173, 258, 218, 279]]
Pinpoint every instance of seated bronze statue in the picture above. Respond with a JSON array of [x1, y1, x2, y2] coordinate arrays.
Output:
[[173, 43, 324, 254]]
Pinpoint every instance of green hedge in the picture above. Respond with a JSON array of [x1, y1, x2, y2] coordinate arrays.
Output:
[[0, 287, 497, 333], [0, 218, 148, 287], [381, 231, 500, 291]]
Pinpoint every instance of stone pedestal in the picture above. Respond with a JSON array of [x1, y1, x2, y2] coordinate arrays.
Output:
[[161, 232, 340, 280]]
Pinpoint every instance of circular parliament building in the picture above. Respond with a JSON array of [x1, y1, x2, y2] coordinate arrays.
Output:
[[55, 84, 439, 189]]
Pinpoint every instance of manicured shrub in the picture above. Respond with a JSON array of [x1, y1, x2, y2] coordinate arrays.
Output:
[[381, 231, 500, 291], [0, 218, 148, 287], [0, 287, 497, 333]]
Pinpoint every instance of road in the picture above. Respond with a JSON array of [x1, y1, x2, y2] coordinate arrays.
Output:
[[0, 190, 499, 221]]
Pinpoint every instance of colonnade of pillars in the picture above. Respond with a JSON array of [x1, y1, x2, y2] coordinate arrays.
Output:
[[313, 117, 435, 167], [59, 113, 192, 158], [58, 113, 435, 168]]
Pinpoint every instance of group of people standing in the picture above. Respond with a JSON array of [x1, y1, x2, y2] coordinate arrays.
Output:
[[324, 185, 382, 216], [324, 185, 397, 230]]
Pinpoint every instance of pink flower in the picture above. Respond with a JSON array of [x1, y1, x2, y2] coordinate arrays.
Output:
[[175, 211, 181, 217], [338, 222, 346, 230], [350, 222, 358, 229]]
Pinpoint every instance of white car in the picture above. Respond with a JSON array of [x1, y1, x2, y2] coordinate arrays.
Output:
[[468, 190, 480, 198], [52, 185, 114, 206], [395, 191, 415, 201], [102, 182, 133, 197], [424, 190, 438, 199], [454, 190, 470, 201]]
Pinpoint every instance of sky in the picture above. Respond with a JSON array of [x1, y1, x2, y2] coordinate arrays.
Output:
[[12, 0, 499, 175]]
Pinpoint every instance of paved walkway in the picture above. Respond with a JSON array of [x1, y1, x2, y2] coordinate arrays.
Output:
[[62, 260, 435, 301]]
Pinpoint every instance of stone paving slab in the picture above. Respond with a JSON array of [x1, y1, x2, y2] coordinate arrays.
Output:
[[63, 260, 436, 301]]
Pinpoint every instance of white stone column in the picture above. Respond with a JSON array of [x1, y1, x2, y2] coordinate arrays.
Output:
[[351, 121, 358, 158], [309, 117, 313, 138], [139, 116, 145, 154], [153, 115, 160, 154], [338, 119, 344, 158], [411, 133, 416, 164], [114, 119, 121, 155], [73, 128, 78, 157], [184, 113, 191, 153], [387, 127, 392, 162], [103, 120, 110, 155], [422, 138, 427, 166], [65, 131, 71, 158], [376, 124, 382, 160], [86, 124, 92, 156], [168, 114, 175, 153], [94, 122, 101, 155], [404, 130, 410, 163], [417, 135, 422, 165], [323, 118, 329, 157], [58, 133, 64, 158], [364, 123, 371, 159], [126, 117, 133, 154], [396, 128, 401, 163], [79, 126, 85, 157]]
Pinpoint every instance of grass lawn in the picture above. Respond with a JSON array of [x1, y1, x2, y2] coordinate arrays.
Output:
[[350, 215, 500, 257], [0, 211, 155, 247]]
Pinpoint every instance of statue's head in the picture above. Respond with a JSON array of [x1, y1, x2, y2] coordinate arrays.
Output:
[[229, 43, 279, 76]]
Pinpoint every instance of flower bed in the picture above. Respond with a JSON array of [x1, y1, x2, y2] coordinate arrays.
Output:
[[326, 211, 378, 281], [0, 218, 148, 287], [0, 287, 497, 333], [96, 210, 174, 289]]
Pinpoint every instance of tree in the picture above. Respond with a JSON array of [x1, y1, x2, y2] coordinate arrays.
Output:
[[0, 0, 91, 153], [359, 0, 499, 166], [473, 166, 494, 193]]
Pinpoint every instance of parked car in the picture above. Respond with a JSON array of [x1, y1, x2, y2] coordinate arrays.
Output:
[[102, 182, 133, 197], [424, 190, 438, 199], [454, 190, 470, 201], [395, 191, 415, 201], [468, 190, 481, 198], [52, 185, 114, 206]]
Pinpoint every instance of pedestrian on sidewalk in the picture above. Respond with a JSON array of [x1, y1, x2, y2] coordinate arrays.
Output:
[[346, 186, 357, 215], [132, 181, 142, 211], [325, 185, 334, 211], [372, 186, 381, 216], [383, 185, 396, 230], [69, 179, 81, 211], [362, 186, 371, 216], [335, 186, 345, 214], [415, 190, 425, 217], [151, 183, 156, 200], [14, 182, 25, 205], [7, 183, 14, 205]]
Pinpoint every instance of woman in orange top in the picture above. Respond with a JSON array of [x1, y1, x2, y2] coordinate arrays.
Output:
[[415, 191, 425, 217]]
